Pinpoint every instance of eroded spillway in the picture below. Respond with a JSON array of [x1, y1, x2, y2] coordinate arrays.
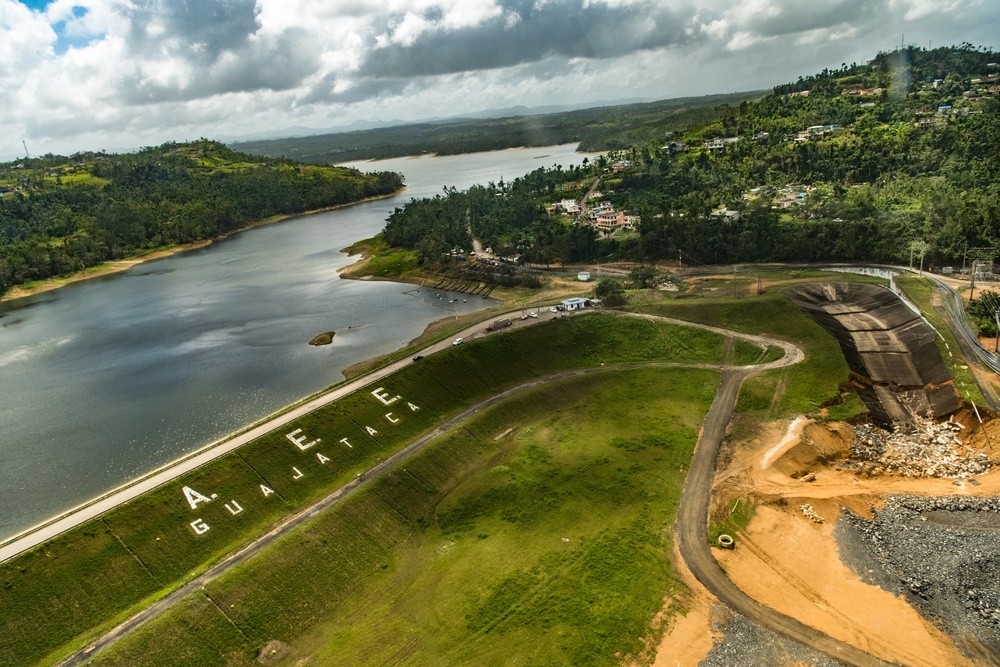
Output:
[[785, 282, 961, 426]]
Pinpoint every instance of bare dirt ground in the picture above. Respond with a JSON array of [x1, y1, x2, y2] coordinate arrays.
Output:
[[639, 542, 719, 667], [657, 412, 1000, 666]]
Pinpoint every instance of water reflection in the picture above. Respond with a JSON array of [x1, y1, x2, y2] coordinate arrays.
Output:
[[0, 144, 588, 540]]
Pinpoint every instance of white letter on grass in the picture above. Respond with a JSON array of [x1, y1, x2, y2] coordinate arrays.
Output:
[[286, 428, 320, 451], [183, 486, 213, 510], [371, 387, 399, 406]]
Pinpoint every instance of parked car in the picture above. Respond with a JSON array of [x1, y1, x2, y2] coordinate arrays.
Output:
[[548, 307, 558, 313], [412, 355, 424, 361]]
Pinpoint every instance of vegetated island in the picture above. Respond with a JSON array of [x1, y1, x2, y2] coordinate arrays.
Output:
[[0, 139, 404, 301]]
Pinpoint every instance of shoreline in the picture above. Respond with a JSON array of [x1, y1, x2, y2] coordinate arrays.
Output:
[[0, 300, 552, 561], [0, 190, 403, 303]]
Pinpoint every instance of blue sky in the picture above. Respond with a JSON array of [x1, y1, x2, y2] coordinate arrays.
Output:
[[15, 1, 92, 53], [17, 0, 51, 8], [2, 0, 999, 159]]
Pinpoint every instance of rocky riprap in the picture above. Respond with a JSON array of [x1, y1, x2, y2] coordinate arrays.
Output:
[[837, 495, 1000, 661], [700, 606, 848, 667], [845, 418, 992, 479]]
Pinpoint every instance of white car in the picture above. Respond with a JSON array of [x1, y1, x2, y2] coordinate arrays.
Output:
[[548, 307, 558, 313], [452, 337, 464, 346]]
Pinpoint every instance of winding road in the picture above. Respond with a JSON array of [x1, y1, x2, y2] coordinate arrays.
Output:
[[676, 370, 902, 667], [47, 308, 901, 666]]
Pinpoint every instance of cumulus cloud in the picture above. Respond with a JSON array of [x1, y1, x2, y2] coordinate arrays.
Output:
[[362, 0, 696, 78], [0, 0, 998, 157]]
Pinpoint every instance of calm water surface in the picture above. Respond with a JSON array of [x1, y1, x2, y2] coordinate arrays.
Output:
[[0, 144, 589, 540]]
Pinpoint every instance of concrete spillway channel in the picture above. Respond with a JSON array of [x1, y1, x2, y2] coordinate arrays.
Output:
[[786, 282, 962, 426]]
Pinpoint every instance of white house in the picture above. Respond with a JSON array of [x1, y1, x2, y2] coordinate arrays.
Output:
[[559, 199, 582, 214], [561, 297, 590, 311]]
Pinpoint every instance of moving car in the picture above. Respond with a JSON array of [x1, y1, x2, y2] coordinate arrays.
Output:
[[452, 337, 464, 346]]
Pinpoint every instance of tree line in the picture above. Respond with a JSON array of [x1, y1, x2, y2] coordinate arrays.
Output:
[[0, 141, 403, 295], [379, 46, 1000, 274]]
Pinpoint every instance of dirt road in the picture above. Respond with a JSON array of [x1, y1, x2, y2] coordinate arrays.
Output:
[[51, 311, 802, 664], [49, 309, 900, 666], [675, 371, 902, 667]]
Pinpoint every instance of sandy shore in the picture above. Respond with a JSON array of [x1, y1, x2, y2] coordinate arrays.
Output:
[[0, 191, 402, 303]]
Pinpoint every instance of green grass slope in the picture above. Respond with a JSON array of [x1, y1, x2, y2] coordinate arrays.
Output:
[[0, 312, 758, 667], [90, 367, 717, 667]]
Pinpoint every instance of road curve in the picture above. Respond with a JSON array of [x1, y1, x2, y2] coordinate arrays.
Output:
[[675, 372, 903, 667], [49, 309, 889, 666]]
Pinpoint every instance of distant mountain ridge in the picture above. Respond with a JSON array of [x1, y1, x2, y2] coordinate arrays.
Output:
[[231, 91, 766, 163], [221, 98, 658, 144]]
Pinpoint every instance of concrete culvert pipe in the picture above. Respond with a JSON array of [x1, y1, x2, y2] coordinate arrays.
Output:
[[717, 534, 735, 549]]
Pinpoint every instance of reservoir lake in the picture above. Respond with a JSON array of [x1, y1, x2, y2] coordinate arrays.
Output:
[[0, 144, 589, 541]]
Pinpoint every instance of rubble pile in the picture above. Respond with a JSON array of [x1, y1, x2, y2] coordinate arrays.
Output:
[[846, 418, 992, 478], [800, 504, 825, 524]]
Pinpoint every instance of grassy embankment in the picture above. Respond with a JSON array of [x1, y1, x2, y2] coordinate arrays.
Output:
[[81, 278, 887, 665], [629, 269, 891, 534], [86, 275, 899, 665], [0, 312, 768, 667], [91, 366, 717, 666], [631, 270, 886, 421], [894, 274, 989, 406]]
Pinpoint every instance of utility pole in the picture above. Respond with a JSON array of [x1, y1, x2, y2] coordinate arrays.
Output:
[[963, 241, 968, 275], [678, 250, 682, 270], [995, 309, 999, 353], [967, 248, 997, 301]]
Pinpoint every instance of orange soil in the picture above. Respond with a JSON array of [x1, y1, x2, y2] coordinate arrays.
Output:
[[648, 413, 1000, 667], [637, 542, 718, 667]]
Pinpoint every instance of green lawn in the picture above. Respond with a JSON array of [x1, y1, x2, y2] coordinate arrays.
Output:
[[1, 312, 751, 667], [89, 367, 718, 667], [629, 291, 853, 419], [894, 274, 988, 405]]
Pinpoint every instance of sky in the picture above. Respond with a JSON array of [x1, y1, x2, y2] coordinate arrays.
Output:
[[2, 0, 999, 159]]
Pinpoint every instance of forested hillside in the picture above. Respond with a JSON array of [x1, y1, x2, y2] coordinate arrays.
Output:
[[232, 91, 764, 163], [380, 46, 1000, 272], [0, 141, 403, 296]]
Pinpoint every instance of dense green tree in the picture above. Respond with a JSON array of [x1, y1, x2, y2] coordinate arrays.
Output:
[[0, 141, 403, 295]]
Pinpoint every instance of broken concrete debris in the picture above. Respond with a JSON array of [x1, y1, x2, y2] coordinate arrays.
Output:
[[845, 418, 991, 479], [800, 504, 825, 524]]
